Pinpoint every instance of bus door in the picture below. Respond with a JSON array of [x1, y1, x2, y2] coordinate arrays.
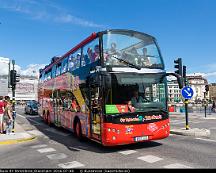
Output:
[[88, 75, 102, 140]]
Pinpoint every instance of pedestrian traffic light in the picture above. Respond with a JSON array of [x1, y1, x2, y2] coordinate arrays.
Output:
[[205, 85, 209, 92], [10, 70, 20, 87], [174, 58, 183, 76]]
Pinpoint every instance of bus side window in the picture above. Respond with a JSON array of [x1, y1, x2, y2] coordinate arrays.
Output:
[[68, 54, 75, 71], [83, 38, 99, 64], [52, 65, 56, 78], [56, 63, 61, 76], [61, 57, 68, 73]]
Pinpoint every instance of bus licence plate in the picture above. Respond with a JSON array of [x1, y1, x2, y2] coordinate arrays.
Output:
[[134, 136, 148, 142]]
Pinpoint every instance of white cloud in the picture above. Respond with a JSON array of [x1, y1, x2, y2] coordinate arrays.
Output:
[[20, 64, 46, 77], [0, 58, 45, 77], [0, 0, 105, 28]]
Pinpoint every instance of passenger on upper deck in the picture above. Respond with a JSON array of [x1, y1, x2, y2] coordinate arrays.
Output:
[[140, 48, 151, 66], [105, 42, 121, 65], [92, 45, 100, 62]]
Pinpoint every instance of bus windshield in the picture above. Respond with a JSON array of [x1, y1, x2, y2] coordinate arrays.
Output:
[[103, 30, 164, 69], [105, 73, 167, 114]]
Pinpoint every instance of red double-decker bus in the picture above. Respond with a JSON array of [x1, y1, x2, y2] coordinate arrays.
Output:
[[38, 29, 178, 146]]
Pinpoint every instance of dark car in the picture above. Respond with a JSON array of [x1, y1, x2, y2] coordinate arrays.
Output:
[[24, 101, 38, 115]]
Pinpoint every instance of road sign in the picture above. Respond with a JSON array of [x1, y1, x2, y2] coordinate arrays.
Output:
[[181, 86, 194, 99]]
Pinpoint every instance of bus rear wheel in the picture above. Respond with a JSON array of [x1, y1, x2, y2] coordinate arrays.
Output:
[[47, 113, 51, 126]]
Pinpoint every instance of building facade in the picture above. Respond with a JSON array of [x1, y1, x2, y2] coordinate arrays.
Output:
[[8, 76, 38, 101], [167, 74, 209, 104], [167, 80, 181, 103], [187, 75, 209, 103], [209, 83, 216, 101]]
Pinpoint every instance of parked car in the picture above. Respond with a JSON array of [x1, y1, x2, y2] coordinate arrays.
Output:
[[24, 101, 38, 115]]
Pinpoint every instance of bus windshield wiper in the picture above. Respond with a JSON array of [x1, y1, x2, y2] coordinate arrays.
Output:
[[112, 56, 141, 70]]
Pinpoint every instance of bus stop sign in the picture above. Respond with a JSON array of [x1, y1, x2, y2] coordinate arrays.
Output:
[[181, 86, 194, 99]]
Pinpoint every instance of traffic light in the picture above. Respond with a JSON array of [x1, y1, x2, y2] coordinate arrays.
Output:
[[205, 85, 209, 92], [10, 70, 20, 87], [174, 58, 183, 76], [183, 65, 189, 86]]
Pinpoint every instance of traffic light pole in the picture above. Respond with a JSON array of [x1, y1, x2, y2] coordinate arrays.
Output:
[[204, 92, 207, 118], [11, 60, 16, 132], [185, 99, 189, 130]]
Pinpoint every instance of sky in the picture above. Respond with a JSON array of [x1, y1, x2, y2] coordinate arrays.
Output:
[[0, 0, 216, 82]]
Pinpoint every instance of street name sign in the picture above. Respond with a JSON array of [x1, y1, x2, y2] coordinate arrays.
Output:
[[181, 86, 194, 99]]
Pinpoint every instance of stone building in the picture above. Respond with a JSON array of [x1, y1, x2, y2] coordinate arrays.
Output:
[[209, 83, 216, 101]]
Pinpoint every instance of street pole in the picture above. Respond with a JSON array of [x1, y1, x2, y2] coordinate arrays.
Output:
[[185, 98, 189, 130], [11, 60, 16, 132], [183, 65, 189, 130], [204, 92, 207, 118]]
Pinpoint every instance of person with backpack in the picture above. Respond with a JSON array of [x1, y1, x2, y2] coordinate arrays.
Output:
[[0, 96, 5, 134]]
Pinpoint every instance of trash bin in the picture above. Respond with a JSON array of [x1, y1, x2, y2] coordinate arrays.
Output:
[[169, 106, 175, 112], [180, 107, 185, 113]]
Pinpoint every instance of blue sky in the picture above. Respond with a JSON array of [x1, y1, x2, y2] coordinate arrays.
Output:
[[0, 0, 216, 82]]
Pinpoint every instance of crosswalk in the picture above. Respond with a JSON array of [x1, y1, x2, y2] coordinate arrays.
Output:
[[30, 144, 85, 168], [30, 143, 193, 169], [118, 149, 192, 168]]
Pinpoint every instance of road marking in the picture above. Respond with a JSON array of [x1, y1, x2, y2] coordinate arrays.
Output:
[[31, 144, 48, 149], [17, 113, 41, 125], [47, 153, 67, 160], [16, 113, 26, 119], [137, 155, 163, 163], [58, 161, 84, 169], [27, 130, 45, 136], [163, 163, 192, 168], [118, 150, 137, 155], [171, 121, 184, 125], [37, 148, 56, 153], [45, 128, 70, 136], [196, 138, 216, 143]]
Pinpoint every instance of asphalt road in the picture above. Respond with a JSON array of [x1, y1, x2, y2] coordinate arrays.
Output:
[[0, 107, 216, 169]]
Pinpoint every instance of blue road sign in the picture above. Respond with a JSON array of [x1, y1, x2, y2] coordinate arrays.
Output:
[[181, 86, 194, 99]]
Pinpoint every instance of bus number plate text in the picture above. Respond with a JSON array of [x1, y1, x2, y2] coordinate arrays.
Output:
[[134, 136, 148, 142]]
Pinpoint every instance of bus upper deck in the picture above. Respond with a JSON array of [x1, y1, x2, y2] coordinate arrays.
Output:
[[39, 29, 165, 81]]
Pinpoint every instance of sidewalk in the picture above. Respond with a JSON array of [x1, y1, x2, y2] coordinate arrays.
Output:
[[169, 112, 214, 138], [0, 122, 36, 145]]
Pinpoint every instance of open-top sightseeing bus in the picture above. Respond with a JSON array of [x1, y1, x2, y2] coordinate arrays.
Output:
[[38, 29, 181, 146]]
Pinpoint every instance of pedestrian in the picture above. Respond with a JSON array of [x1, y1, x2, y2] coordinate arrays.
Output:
[[3, 100, 13, 135], [211, 100, 216, 113], [0, 96, 5, 134]]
